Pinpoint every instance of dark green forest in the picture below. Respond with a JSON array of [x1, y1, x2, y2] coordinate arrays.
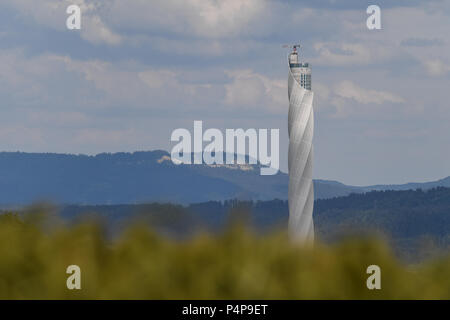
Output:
[[45, 187, 450, 261]]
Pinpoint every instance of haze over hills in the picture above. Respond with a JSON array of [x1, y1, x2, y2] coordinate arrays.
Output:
[[0, 150, 449, 206]]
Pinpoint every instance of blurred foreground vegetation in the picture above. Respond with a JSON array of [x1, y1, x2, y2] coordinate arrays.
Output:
[[0, 210, 449, 300]]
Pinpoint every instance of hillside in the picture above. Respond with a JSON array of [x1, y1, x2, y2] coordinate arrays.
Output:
[[0, 150, 449, 206], [55, 187, 450, 261]]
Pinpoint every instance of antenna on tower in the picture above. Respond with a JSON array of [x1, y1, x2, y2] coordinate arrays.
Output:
[[282, 43, 301, 52]]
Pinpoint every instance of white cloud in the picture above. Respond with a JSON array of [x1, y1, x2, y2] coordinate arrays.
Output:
[[423, 59, 450, 76], [224, 70, 285, 113], [80, 14, 122, 45], [109, 0, 268, 39], [0, 48, 288, 115], [138, 70, 178, 89], [311, 82, 330, 110], [334, 80, 405, 105], [2, 0, 122, 45], [311, 42, 391, 67], [2, 0, 272, 49], [313, 81, 406, 118]]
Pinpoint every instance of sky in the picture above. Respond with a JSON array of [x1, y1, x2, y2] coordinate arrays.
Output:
[[0, 0, 449, 186]]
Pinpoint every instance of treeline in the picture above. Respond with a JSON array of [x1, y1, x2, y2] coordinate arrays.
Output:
[[59, 187, 450, 237], [5, 187, 448, 261], [314, 187, 450, 239]]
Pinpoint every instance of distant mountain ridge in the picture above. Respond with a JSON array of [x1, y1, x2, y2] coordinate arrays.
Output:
[[0, 150, 449, 205]]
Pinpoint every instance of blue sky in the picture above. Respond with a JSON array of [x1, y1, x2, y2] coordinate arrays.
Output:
[[0, 0, 449, 185]]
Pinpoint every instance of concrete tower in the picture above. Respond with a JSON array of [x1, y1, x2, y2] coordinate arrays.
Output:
[[287, 44, 314, 241]]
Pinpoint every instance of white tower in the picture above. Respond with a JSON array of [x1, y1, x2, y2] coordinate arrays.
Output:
[[287, 44, 314, 241]]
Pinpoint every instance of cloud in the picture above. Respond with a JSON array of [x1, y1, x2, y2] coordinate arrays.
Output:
[[310, 82, 330, 110], [313, 81, 406, 118], [138, 70, 178, 89], [280, 0, 443, 10], [334, 80, 405, 105], [2, 0, 122, 45], [224, 70, 285, 113], [423, 59, 450, 76], [80, 14, 122, 45], [0, 47, 288, 117], [310, 42, 390, 67], [108, 0, 268, 39]]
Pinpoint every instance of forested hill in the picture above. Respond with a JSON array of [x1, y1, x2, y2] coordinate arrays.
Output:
[[1, 150, 450, 206], [316, 187, 450, 211], [314, 187, 450, 241], [53, 187, 450, 261]]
